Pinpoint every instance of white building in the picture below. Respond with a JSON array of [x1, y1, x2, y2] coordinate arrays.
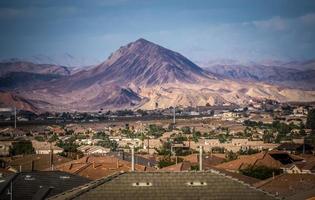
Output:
[[31, 140, 63, 154], [78, 145, 110, 155]]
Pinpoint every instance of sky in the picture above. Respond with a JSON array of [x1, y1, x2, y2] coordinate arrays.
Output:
[[1, 0, 315, 66]]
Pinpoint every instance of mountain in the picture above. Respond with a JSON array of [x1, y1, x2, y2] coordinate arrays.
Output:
[[0, 91, 39, 113], [2, 54, 100, 68], [1, 39, 315, 112], [204, 64, 315, 90], [61, 38, 215, 91], [0, 61, 70, 77], [0, 61, 71, 90]]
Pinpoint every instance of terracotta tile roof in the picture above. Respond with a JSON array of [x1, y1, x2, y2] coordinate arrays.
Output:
[[182, 154, 199, 163], [0, 171, 90, 200], [31, 140, 63, 151], [208, 166, 261, 186], [0, 168, 14, 177], [55, 155, 155, 180], [7, 154, 72, 172], [107, 152, 158, 167], [255, 174, 315, 199], [48, 171, 277, 200], [215, 151, 300, 171], [159, 161, 192, 172]]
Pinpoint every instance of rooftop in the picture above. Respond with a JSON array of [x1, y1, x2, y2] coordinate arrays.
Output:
[[0, 171, 90, 200], [255, 173, 315, 200], [48, 171, 277, 200], [215, 151, 302, 171], [54, 155, 155, 180], [6, 154, 72, 172]]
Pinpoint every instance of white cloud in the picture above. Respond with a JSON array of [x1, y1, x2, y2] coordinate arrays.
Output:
[[299, 13, 315, 25], [252, 16, 289, 31]]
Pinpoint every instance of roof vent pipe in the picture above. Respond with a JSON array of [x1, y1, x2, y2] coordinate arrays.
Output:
[[131, 146, 135, 172], [199, 146, 203, 171]]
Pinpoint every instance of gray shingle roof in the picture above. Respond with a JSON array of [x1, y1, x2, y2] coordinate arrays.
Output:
[[0, 171, 90, 200], [49, 171, 277, 200]]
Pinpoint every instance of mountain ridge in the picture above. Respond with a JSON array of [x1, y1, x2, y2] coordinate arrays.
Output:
[[1, 38, 315, 112]]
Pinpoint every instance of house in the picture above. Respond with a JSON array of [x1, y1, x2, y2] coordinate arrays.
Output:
[[0, 171, 90, 200], [54, 155, 155, 180], [159, 161, 192, 172], [281, 159, 315, 174], [142, 138, 163, 154], [107, 151, 158, 168], [215, 151, 304, 172], [0, 141, 11, 156], [4, 154, 72, 172], [32, 140, 63, 154], [47, 171, 277, 200], [205, 139, 220, 146], [254, 173, 315, 200], [293, 106, 308, 116], [182, 153, 225, 168], [231, 138, 249, 146], [277, 143, 314, 154], [77, 145, 110, 155]]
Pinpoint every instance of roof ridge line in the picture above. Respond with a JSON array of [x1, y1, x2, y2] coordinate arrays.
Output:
[[207, 169, 281, 200], [73, 163, 93, 174], [0, 173, 18, 194], [46, 171, 125, 200], [254, 173, 286, 188]]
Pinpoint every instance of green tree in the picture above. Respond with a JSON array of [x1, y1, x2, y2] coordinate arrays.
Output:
[[156, 141, 172, 156], [158, 156, 176, 168], [225, 151, 238, 161], [181, 126, 191, 134], [48, 134, 58, 142], [239, 147, 260, 155], [306, 109, 315, 131], [34, 135, 45, 142], [240, 165, 282, 180], [147, 124, 165, 138], [93, 132, 118, 151], [97, 140, 118, 151], [56, 136, 78, 153], [10, 140, 35, 155], [262, 130, 274, 143], [211, 146, 225, 153]]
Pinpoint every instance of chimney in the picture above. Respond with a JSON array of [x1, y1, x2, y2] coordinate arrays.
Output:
[[199, 146, 203, 171], [147, 137, 150, 154], [272, 171, 275, 179], [131, 146, 135, 172], [303, 139, 305, 154], [31, 160, 35, 171]]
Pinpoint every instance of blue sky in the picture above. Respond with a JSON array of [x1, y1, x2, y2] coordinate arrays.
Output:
[[1, 0, 315, 65]]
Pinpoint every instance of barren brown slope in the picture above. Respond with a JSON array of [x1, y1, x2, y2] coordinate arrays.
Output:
[[3, 39, 315, 112], [0, 91, 39, 113]]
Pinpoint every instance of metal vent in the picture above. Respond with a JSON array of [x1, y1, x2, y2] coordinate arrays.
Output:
[[60, 176, 70, 179], [132, 182, 152, 187], [186, 181, 207, 186], [25, 175, 35, 181]]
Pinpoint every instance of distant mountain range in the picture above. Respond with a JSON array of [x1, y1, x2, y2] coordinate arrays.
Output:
[[204, 64, 315, 90], [2, 53, 100, 68], [1, 38, 315, 113]]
